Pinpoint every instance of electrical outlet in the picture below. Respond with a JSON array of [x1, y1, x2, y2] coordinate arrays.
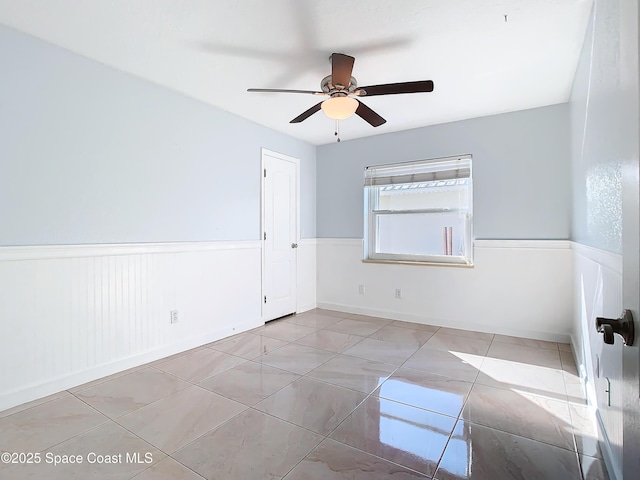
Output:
[[170, 310, 179, 324], [358, 284, 365, 295], [395, 289, 402, 299]]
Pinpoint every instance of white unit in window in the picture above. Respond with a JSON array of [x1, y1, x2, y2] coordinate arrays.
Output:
[[363, 155, 473, 266]]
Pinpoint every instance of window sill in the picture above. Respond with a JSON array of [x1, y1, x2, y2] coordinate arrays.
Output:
[[361, 259, 474, 268]]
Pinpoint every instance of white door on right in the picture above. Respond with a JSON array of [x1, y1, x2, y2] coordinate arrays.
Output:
[[620, 0, 639, 477]]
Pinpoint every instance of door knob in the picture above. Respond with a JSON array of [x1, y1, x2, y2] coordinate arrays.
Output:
[[291, 243, 298, 249], [595, 310, 635, 346]]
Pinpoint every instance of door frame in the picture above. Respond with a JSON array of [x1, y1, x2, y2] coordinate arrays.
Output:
[[260, 148, 301, 320]]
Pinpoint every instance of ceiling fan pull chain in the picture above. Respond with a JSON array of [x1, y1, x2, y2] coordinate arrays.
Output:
[[335, 120, 341, 142]]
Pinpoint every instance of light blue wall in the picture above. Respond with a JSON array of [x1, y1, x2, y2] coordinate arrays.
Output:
[[0, 25, 316, 245], [570, 0, 632, 255], [316, 104, 571, 239]]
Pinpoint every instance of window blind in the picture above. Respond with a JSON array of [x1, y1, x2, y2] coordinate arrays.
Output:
[[364, 155, 472, 187]]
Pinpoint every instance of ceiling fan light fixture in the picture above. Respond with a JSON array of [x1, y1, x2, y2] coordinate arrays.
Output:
[[321, 96, 358, 120]]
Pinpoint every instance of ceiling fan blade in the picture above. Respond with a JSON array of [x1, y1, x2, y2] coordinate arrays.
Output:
[[355, 80, 434, 97], [290, 102, 323, 123], [355, 101, 386, 127], [331, 53, 355, 88], [248, 88, 324, 95]]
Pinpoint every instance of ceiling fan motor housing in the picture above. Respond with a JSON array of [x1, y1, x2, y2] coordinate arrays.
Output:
[[321, 75, 358, 94]]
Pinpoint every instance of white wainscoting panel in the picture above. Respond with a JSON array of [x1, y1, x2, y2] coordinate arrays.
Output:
[[0, 241, 263, 412], [296, 238, 317, 313], [317, 238, 573, 341], [571, 242, 623, 480]]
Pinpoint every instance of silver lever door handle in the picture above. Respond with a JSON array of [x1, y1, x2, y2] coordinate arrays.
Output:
[[291, 243, 298, 249]]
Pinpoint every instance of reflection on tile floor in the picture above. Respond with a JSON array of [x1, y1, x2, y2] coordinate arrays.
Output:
[[0, 309, 607, 480]]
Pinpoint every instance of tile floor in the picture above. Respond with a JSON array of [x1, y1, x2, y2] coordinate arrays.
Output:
[[0, 309, 609, 480]]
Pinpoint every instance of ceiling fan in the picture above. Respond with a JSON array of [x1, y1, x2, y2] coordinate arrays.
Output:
[[247, 53, 434, 128]]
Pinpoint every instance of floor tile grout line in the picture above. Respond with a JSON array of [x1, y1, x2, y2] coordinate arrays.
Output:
[[98, 416, 173, 463], [292, 330, 370, 352], [439, 346, 586, 467], [373, 389, 469, 421], [315, 359, 403, 440], [134, 397, 249, 456], [432, 415, 464, 480], [454, 414, 585, 457], [252, 350, 339, 377], [566, 401, 599, 460], [0, 391, 72, 421], [150, 406, 245, 465], [197, 357, 303, 387], [325, 393, 445, 478], [470, 375, 570, 404], [73, 364, 233, 425], [279, 442, 324, 480], [459, 383, 581, 454], [14, 413, 113, 457], [166, 404, 328, 479], [245, 405, 330, 438], [136, 455, 208, 480], [146, 345, 212, 369], [213, 368, 304, 408], [207, 341, 292, 362], [150, 353, 252, 385], [336, 350, 418, 369], [489, 335, 562, 352], [280, 436, 428, 479], [297, 369, 390, 396], [66, 364, 148, 394], [165, 405, 251, 461], [36, 393, 168, 467], [459, 372, 577, 452]]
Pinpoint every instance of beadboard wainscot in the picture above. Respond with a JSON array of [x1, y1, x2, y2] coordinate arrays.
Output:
[[0, 241, 263, 412], [317, 238, 573, 342]]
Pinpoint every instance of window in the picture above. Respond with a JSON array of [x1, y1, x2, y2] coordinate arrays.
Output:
[[364, 155, 473, 266]]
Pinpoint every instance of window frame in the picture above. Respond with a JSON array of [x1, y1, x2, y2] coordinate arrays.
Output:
[[363, 155, 474, 266]]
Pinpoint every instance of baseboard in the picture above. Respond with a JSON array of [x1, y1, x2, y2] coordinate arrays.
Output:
[[0, 317, 262, 413], [316, 301, 571, 343]]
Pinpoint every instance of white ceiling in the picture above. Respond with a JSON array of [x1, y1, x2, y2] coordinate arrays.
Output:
[[0, 0, 593, 145]]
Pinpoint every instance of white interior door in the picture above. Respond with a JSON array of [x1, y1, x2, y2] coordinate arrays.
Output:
[[262, 149, 298, 322], [621, 1, 639, 477]]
